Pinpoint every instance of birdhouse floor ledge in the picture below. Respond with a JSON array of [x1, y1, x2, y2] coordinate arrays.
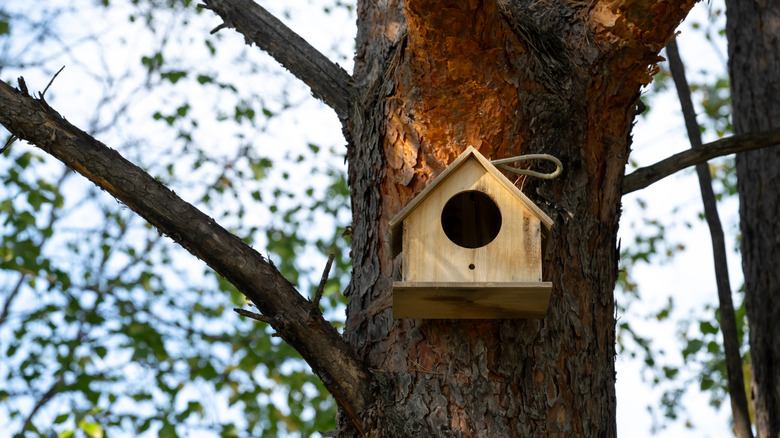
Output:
[[392, 281, 552, 319]]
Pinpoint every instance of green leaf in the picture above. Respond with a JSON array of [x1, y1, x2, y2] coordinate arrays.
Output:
[[249, 158, 272, 180], [196, 74, 214, 84], [176, 104, 190, 117], [682, 339, 704, 360], [141, 52, 164, 72], [158, 423, 177, 438], [161, 71, 187, 84], [80, 421, 104, 438], [700, 320, 718, 335], [220, 424, 238, 438], [662, 366, 679, 379], [95, 346, 108, 358]]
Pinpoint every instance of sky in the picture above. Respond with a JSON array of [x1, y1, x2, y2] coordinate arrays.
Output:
[[0, 0, 747, 436]]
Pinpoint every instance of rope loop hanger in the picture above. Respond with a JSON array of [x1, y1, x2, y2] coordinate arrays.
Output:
[[491, 153, 563, 180]]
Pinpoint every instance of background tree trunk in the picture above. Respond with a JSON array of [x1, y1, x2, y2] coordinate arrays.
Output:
[[726, 1, 780, 436], [341, 0, 694, 435]]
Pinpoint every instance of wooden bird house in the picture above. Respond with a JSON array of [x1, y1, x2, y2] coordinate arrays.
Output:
[[390, 146, 553, 319]]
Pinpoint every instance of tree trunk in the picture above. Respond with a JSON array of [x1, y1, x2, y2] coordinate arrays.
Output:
[[342, 1, 694, 435], [726, 2, 780, 436]]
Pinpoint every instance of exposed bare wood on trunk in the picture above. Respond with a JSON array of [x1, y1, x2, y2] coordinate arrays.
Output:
[[0, 82, 374, 432], [726, 1, 780, 436]]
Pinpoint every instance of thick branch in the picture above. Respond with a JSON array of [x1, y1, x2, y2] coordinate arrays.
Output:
[[667, 39, 753, 438], [200, 0, 354, 119], [622, 127, 780, 194], [0, 81, 373, 430]]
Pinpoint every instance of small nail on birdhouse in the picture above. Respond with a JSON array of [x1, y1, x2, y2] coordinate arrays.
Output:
[[390, 146, 553, 319]]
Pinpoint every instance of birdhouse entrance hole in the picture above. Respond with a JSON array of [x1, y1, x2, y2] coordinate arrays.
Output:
[[440, 191, 502, 249]]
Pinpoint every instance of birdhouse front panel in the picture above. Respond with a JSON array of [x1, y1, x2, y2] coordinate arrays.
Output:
[[401, 157, 543, 284]]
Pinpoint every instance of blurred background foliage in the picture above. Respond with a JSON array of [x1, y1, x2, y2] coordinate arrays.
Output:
[[1, 1, 354, 436], [0, 0, 747, 437], [618, 3, 750, 432]]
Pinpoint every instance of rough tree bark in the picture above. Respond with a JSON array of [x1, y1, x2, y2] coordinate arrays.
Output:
[[726, 1, 780, 436], [0, 0, 707, 436]]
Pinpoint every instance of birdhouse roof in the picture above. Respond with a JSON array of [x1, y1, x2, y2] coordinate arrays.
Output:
[[389, 146, 553, 257]]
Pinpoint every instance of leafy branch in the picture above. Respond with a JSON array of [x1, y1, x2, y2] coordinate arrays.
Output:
[[0, 79, 374, 431]]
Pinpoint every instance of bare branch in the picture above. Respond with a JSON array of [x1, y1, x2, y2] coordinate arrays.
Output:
[[0, 274, 26, 328], [40, 65, 65, 99], [19, 369, 64, 434], [622, 127, 780, 194], [1, 135, 18, 154], [0, 80, 374, 430], [234, 307, 275, 324], [313, 253, 335, 310], [200, 0, 354, 119], [666, 39, 753, 438]]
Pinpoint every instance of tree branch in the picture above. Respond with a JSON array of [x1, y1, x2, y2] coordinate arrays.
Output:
[[19, 368, 64, 434], [0, 274, 26, 328], [199, 0, 354, 119], [0, 80, 373, 431], [234, 307, 276, 325], [667, 39, 753, 438], [622, 127, 780, 195], [313, 253, 335, 310]]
